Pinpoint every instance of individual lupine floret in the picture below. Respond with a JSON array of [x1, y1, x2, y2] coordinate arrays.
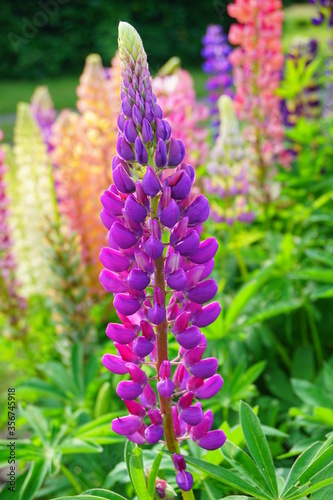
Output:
[[152, 57, 209, 168], [100, 22, 226, 496], [0, 131, 27, 334], [201, 25, 233, 137], [228, 0, 289, 203], [30, 85, 56, 152], [6, 104, 57, 296], [204, 95, 253, 225]]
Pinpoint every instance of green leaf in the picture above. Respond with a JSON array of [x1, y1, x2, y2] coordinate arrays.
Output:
[[147, 451, 163, 500], [52, 496, 127, 500], [297, 445, 333, 485], [281, 441, 324, 497], [231, 361, 266, 401], [291, 379, 333, 409], [74, 412, 125, 437], [129, 446, 148, 500], [20, 405, 50, 446], [290, 268, 333, 284], [18, 459, 49, 500], [220, 497, 253, 500], [59, 438, 103, 454], [222, 441, 273, 497], [239, 402, 278, 498], [285, 478, 333, 500], [305, 249, 333, 268], [71, 343, 85, 396], [241, 299, 303, 327], [225, 266, 275, 332], [82, 489, 129, 499], [183, 454, 273, 500]]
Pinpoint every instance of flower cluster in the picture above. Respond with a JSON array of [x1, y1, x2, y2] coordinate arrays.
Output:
[[205, 96, 254, 225], [77, 52, 121, 166], [152, 58, 209, 168], [282, 38, 320, 127], [201, 25, 233, 137], [0, 131, 26, 333], [100, 22, 226, 494], [51, 110, 109, 296], [45, 220, 95, 358], [51, 52, 121, 295], [309, 0, 333, 27], [30, 85, 56, 152], [6, 103, 57, 296], [228, 0, 288, 202]]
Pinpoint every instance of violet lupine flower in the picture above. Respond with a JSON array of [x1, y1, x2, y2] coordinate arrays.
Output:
[[152, 58, 209, 169], [282, 38, 321, 127], [100, 22, 225, 494], [205, 95, 254, 225], [309, 0, 333, 27], [201, 25, 233, 137], [30, 86, 56, 152]]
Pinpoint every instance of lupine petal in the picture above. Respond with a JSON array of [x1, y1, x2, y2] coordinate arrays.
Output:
[[113, 293, 141, 316], [101, 354, 128, 374], [111, 415, 142, 435], [167, 268, 187, 291], [175, 471, 193, 492], [106, 323, 137, 344], [192, 302, 221, 327], [186, 279, 218, 304], [116, 380, 143, 400], [197, 429, 227, 450], [194, 374, 224, 399], [145, 424, 164, 444], [190, 357, 219, 378], [100, 248, 131, 272]]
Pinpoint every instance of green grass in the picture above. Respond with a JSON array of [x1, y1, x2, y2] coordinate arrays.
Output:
[[0, 76, 79, 114]]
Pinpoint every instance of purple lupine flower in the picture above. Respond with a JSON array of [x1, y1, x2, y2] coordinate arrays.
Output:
[[201, 25, 233, 137], [281, 38, 321, 128], [309, 0, 333, 27], [30, 86, 56, 152], [100, 22, 225, 493], [204, 95, 254, 225]]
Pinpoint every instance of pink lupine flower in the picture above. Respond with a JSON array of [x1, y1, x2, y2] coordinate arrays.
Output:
[[153, 58, 209, 169], [228, 0, 289, 202]]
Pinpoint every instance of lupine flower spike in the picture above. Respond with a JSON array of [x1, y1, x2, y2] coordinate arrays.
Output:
[[153, 57, 209, 168], [100, 22, 226, 495], [205, 95, 254, 225], [51, 52, 121, 295], [282, 38, 320, 127], [6, 104, 58, 296], [30, 85, 56, 152], [0, 131, 26, 335], [309, 0, 333, 117], [201, 25, 233, 137], [228, 0, 289, 203]]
